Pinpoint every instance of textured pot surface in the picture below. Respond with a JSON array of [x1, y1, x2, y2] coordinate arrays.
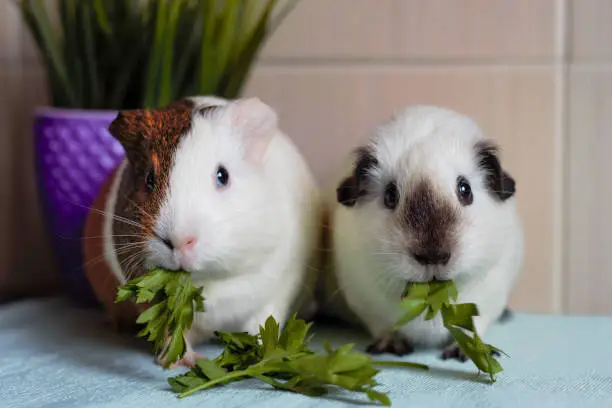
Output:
[[34, 107, 124, 304]]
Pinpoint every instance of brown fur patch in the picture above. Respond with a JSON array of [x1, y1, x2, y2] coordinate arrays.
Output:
[[402, 179, 459, 259], [151, 152, 160, 175], [107, 98, 196, 278], [83, 165, 144, 333]]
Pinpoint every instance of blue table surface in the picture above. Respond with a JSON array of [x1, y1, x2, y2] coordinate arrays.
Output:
[[1, 297, 611, 408]]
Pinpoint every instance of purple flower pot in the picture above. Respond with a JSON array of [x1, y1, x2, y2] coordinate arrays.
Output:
[[34, 107, 125, 305]]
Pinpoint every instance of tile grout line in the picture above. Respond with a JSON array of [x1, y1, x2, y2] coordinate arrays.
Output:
[[554, 0, 570, 315], [255, 57, 561, 69]]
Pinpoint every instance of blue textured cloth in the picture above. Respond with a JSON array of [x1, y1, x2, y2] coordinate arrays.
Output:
[[1, 298, 611, 408]]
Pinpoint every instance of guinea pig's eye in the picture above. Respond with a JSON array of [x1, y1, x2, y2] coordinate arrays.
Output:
[[216, 165, 230, 188], [456, 176, 473, 206], [383, 182, 399, 210], [145, 168, 155, 193]]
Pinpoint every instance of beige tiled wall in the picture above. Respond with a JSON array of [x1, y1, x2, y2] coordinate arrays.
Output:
[[0, 0, 610, 314], [248, 0, 563, 313], [566, 0, 612, 314]]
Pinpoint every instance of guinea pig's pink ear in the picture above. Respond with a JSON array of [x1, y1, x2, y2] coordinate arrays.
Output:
[[226, 97, 278, 164]]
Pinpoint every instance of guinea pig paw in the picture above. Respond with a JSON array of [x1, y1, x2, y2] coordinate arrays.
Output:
[[440, 343, 501, 363], [366, 332, 414, 356], [157, 350, 204, 369], [440, 344, 468, 362]]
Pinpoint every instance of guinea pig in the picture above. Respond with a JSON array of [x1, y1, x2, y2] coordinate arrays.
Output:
[[83, 96, 322, 367], [326, 105, 524, 361]]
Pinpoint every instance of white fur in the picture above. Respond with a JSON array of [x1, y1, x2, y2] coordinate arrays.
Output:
[[329, 105, 524, 347], [186, 95, 229, 108], [103, 159, 129, 285], [143, 96, 321, 342]]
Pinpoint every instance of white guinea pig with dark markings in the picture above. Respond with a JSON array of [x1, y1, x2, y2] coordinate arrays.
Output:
[[100, 96, 321, 367], [329, 105, 523, 360]]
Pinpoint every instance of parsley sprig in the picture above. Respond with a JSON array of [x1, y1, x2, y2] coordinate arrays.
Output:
[[116, 270, 427, 405], [115, 269, 204, 368], [116, 271, 502, 405], [394, 280, 506, 382], [168, 315, 408, 405]]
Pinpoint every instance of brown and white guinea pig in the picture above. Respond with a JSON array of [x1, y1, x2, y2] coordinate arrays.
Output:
[[83, 96, 322, 367], [321, 105, 523, 361]]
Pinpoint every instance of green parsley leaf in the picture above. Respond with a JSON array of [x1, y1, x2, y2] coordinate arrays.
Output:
[[195, 358, 228, 380], [168, 313, 392, 406], [367, 389, 391, 406], [441, 303, 478, 332], [114, 268, 204, 368], [395, 280, 506, 383], [278, 314, 313, 354], [424, 280, 458, 319], [121, 269, 433, 405], [393, 298, 428, 330], [260, 315, 280, 357]]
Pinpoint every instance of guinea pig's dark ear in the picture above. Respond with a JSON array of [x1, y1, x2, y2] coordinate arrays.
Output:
[[164, 97, 196, 111], [475, 140, 516, 201], [336, 175, 359, 207], [336, 146, 378, 207], [108, 109, 151, 159]]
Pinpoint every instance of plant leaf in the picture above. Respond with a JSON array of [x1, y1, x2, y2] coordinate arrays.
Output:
[[366, 389, 391, 407], [278, 314, 312, 353], [168, 312, 392, 405], [441, 303, 479, 331], [425, 280, 458, 316], [393, 299, 427, 330], [393, 280, 505, 382], [135, 302, 165, 324], [92, 0, 111, 34], [20, 0, 77, 106], [197, 0, 218, 95], [195, 358, 228, 380], [18, 0, 297, 108], [143, 0, 167, 108], [260, 315, 280, 357], [116, 269, 205, 368], [328, 348, 372, 374], [221, 0, 276, 97], [157, 0, 182, 107]]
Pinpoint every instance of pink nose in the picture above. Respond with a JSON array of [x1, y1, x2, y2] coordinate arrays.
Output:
[[177, 237, 197, 253]]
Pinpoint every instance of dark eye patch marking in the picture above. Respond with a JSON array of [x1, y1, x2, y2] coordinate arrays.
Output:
[[474, 141, 515, 201]]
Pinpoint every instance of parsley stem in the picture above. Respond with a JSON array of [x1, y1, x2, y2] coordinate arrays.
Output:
[[373, 361, 429, 370], [178, 369, 255, 398], [251, 374, 287, 388]]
